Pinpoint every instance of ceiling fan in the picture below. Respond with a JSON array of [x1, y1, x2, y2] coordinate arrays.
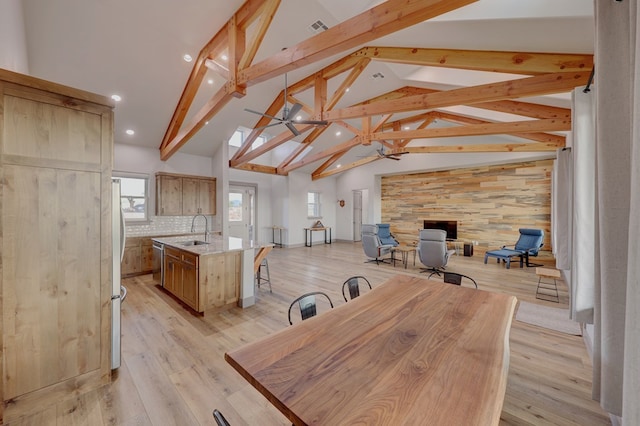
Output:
[[244, 73, 328, 136], [376, 144, 408, 161]]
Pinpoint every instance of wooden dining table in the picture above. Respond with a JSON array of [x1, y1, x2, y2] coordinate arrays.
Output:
[[225, 274, 517, 425]]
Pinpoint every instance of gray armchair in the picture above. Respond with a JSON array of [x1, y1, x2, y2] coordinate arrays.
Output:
[[417, 229, 455, 274], [361, 224, 394, 264]]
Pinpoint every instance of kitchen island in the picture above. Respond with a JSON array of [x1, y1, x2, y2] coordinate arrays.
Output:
[[152, 234, 271, 313]]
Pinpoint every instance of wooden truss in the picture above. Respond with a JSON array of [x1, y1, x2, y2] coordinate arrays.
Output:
[[160, 0, 593, 180]]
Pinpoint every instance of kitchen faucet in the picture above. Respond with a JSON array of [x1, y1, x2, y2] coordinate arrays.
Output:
[[191, 214, 208, 240]]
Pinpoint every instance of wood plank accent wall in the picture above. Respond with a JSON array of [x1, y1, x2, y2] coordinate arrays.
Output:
[[381, 160, 553, 253]]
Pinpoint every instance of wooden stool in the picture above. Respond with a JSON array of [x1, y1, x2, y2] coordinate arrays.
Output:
[[535, 267, 561, 302]]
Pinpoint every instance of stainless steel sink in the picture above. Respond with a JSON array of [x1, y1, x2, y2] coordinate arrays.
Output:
[[181, 240, 209, 246]]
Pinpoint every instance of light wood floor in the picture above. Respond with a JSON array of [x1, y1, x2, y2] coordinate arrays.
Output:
[[8, 243, 611, 425]]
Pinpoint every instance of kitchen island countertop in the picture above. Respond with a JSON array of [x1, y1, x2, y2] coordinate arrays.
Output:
[[152, 234, 272, 256]]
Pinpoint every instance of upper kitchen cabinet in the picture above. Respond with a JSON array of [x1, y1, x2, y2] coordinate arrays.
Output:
[[156, 173, 182, 215], [156, 172, 216, 216], [0, 69, 113, 422]]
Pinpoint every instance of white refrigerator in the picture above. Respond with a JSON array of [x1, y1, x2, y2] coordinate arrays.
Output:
[[111, 179, 127, 369]]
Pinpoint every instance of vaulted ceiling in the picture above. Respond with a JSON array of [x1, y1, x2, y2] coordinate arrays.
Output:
[[20, 0, 595, 178], [159, 0, 593, 179]]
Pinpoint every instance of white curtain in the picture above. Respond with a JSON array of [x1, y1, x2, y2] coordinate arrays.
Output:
[[553, 148, 572, 271], [571, 89, 596, 323], [592, 1, 640, 423]]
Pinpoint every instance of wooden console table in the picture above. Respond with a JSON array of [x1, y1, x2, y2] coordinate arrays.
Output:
[[304, 227, 331, 247], [226, 275, 517, 425]]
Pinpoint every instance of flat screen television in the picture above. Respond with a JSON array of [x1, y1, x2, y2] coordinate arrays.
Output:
[[423, 220, 458, 240]]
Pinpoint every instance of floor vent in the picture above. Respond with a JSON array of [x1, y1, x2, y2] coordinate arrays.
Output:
[[308, 19, 329, 34]]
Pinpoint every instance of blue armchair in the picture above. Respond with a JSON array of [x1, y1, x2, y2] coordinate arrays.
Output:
[[376, 223, 399, 247], [484, 228, 545, 269]]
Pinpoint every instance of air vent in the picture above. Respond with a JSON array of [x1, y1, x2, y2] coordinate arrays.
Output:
[[308, 19, 329, 34], [371, 72, 385, 79]]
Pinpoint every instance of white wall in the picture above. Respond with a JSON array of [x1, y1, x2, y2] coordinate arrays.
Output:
[[115, 143, 215, 210], [0, 0, 29, 73]]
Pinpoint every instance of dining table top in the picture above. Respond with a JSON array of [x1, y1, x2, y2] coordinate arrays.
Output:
[[225, 274, 517, 426]]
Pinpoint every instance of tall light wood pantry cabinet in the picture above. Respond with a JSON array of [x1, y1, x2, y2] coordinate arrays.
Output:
[[0, 69, 114, 422]]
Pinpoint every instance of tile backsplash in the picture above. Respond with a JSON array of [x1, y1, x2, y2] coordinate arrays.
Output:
[[126, 215, 217, 237]]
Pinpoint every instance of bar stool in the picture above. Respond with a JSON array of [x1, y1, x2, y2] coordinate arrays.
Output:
[[256, 258, 272, 293], [535, 267, 560, 302]]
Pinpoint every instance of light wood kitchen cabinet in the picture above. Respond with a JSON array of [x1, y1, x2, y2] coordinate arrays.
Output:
[[141, 239, 154, 272], [122, 238, 142, 276], [181, 252, 199, 310], [121, 237, 163, 278], [0, 69, 113, 421], [155, 172, 216, 216], [163, 246, 199, 310], [156, 174, 183, 215], [183, 177, 216, 215]]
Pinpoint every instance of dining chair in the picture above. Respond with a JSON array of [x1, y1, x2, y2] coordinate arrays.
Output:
[[213, 409, 231, 426], [342, 276, 372, 302], [288, 291, 334, 325], [428, 271, 478, 289]]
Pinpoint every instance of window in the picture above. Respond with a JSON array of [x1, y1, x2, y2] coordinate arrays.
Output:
[[229, 130, 243, 147], [308, 191, 322, 218], [228, 129, 267, 150], [116, 174, 149, 222]]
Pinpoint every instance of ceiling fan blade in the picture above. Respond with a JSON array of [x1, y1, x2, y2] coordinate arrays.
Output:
[[285, 103, 303, 121], [285, 122, 301, 136], [294, 120, 328, 126], [253, 122, 283, 131], [244, 108, 282, 122]]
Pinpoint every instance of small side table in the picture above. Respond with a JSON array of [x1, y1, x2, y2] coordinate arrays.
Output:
[[535, 267, 561, 302], [271, 226, 285, 248], [393, 245, 417, 269], [304, 227, 331, 247]]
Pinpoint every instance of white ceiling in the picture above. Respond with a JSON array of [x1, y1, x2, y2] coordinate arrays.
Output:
[[19, 0, 594, 171]]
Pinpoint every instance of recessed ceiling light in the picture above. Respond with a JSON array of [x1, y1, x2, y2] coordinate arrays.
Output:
[[336, 164, 342, 168], [221, 54, 228, 61], [205, 121, 209, 125], [183, 54, 193, 62], [295, 115, 302, 121], [335, 131, 341, 136], [345, 87, 350, 92], [125, 129, 135, 136], [404, 126, 410, 130], [111, 94, 122, 102], [207, 79, 214, 85]]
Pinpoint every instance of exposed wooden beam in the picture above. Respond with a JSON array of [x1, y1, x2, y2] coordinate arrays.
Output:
[[238, 0, 478, 85], [335, 120, 361, 136], [231, 91, 284, 162], [371, 118, 570, 141], [231, 163, 279, 174], [276, 126, 328, 171], [231, 124, 314, 167], [324, 71, 590, 121], [283, 137, 361, 174], [357, 86, 571, 119], [352, 47, 593, 75], [403, 143, 559, 153], [325, 58, 370, 111], [227, 15, 247, 97], [237, 0, 280, 70], [312, 156, 379, 180], [432, 111, 566, 145], [161, 86, 235, 160], [160, 0, 266, 151], [311, 152, 347, 176]]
